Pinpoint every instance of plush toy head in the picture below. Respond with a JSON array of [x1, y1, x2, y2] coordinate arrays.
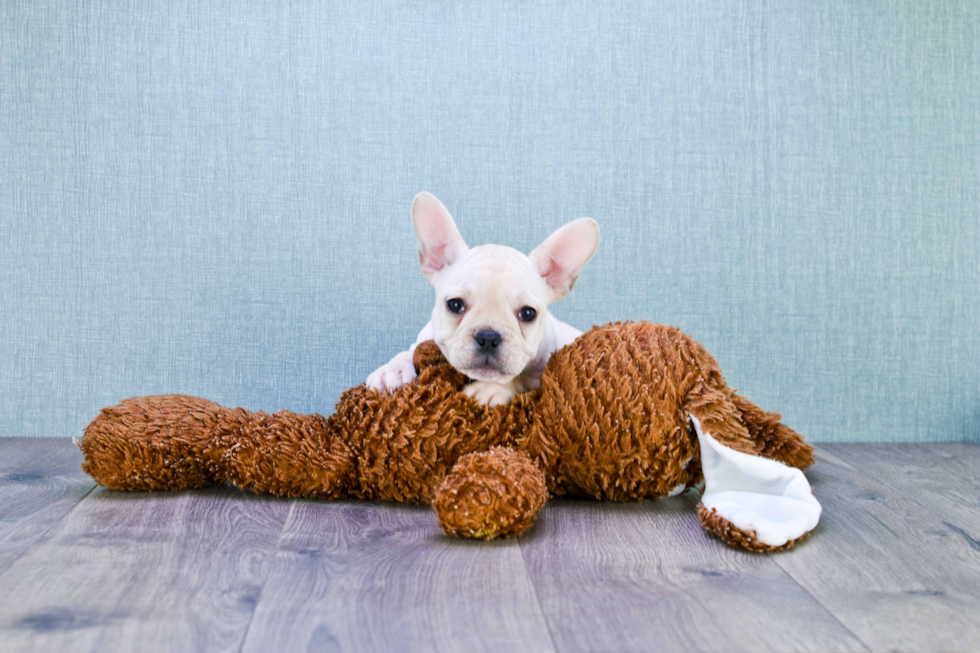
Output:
[[79, 321, 820, 552]]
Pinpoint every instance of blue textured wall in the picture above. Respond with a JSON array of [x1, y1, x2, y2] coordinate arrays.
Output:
[[1, 1, 978, 442]]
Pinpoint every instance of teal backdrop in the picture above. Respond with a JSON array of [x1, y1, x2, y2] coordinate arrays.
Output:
[[1, 1, 978, 443]]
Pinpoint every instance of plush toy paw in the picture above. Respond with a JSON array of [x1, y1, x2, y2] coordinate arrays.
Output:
[[433, 447, 548, 539], [366, 350, 418, 393], [696, 504, 811, 552], [462, 380, 518, 407]]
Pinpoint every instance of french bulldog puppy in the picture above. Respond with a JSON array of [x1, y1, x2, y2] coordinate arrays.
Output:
[[366, 192, 600, 407]]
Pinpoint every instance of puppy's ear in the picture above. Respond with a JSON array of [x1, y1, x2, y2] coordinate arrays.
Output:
[[530, 218, 600, 301], [412, 192, 468, 283]]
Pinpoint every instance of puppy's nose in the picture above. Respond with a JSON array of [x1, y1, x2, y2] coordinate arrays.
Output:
[[474, 330, 502, 354]]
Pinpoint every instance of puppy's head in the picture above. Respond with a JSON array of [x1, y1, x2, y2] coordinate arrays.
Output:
[[411, 192, 600, 384]]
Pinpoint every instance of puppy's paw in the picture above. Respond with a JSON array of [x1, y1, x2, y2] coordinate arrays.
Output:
[[366, 351, 417, 393], [462, 381, 517, 408]]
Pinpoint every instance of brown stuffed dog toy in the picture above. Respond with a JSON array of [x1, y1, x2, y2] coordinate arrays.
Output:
[[79, 321, 821, 552]]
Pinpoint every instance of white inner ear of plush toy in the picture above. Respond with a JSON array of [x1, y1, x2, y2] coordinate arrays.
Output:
[[689, 414, 822, 547]]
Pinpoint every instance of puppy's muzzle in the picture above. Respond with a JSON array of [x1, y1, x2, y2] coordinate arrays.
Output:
[[474, 330, 502, 354]]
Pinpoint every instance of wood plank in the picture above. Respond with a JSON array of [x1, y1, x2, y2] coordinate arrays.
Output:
[[770, 445, 980, 653], [821, 443, 980, 507], [824, 443, 980, 547], [0, 438, 96, 577], [518, 495, 866, 653], [3, 440, 975, 652], [240, 500, 556, 653], [0, 486, 291, 653]]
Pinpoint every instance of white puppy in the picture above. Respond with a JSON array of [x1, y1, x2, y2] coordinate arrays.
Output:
[[366, 192, 600, 407]]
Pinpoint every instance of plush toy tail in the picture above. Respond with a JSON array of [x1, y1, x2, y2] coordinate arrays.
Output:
[[730, 392, 815, 470], [79, 394, 354, 499]]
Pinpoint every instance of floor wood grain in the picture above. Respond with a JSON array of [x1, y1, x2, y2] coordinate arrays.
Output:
[[518, 497, 866, 653], [771, 444, 980, 653], [0, 439, 96, 577], [239, 500, 556, 653], [0, 486, 291, 653], [0, 439, 977, 653], [824, 443, 980, 512]]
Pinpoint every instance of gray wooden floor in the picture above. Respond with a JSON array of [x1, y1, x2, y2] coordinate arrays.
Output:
[[0, 439, 978, 653]]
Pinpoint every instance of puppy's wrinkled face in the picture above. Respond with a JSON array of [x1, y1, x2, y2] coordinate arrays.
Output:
[[411, 192, 599, 383], [431, 244, 551, 383]]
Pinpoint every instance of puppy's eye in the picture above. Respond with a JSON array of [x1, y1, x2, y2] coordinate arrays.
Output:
[[518, 306, 537, 322], [446, 298, 466, 315]]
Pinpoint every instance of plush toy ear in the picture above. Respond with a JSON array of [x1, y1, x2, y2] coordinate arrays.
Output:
[[529, 218, 600, 301], [412, 192, 468, 283], [689, 414, 822, 549]]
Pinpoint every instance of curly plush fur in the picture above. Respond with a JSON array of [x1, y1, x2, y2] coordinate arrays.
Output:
[[79, 321, 815, 551]]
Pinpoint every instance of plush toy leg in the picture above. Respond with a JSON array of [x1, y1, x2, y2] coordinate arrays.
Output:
[[689, 414, 821, 552], [214, 408, 354, 499], [80, 395, 228, 491], [432, 447, 548, 540], [80, 394, 354, 499]]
